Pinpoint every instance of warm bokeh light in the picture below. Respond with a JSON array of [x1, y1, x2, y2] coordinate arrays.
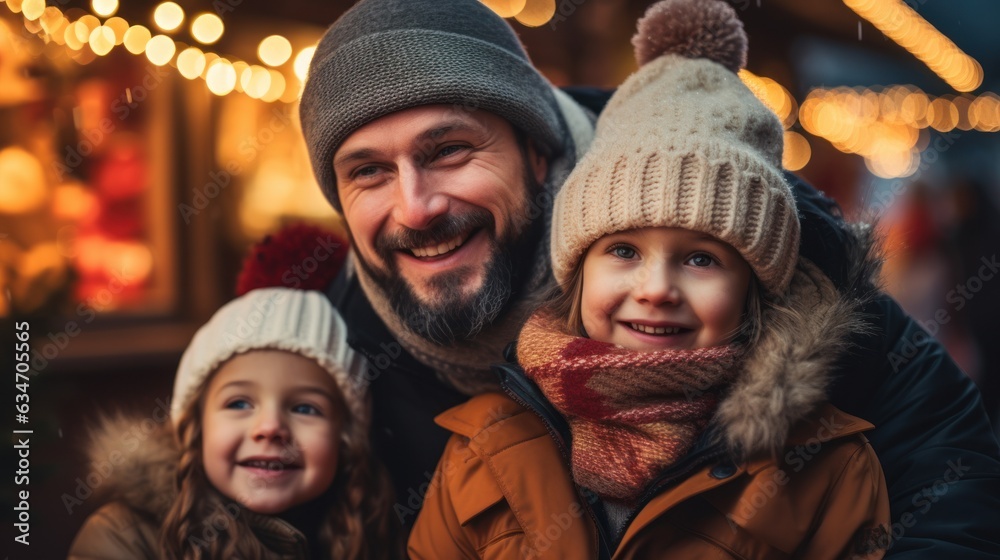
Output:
[[0, 147, 47, 214], [514, 0, 556, 27], [782, 131, 811, 171], [206, 59, 237, 96], [24, 15, 42, 34], [64, 22, 86, 50], [91, 0, 118, 18], [52, 183, 100, 222], [843, 0, 983, 92], [971, 93, 1000, 132], [88, 25, 115, 56], [200, 52, 220, 78], [258, 35, 292, 67], [176, 46, 207, 80], [42, 11, 69, 45], [123, 25, 152, 54], [144, 34, 176, 66], [230, 61, 250, 93], [293, 46, 316, 81], [104, 16, 128, 45], [5, 0, 24, 15], [21, 0, 44, 21], [190, 12, 223, 45], [740, 70, 798, 129], [241, 65, 271, 99], [927, 97, 958, 132], [78, 14, 100, 36], [866, 149, 919, 179], [75, 236, 154, 294], [153, 1, 184, 32], [480, 0, 527, 18], [952, 95, 973, 131], [261, 69, 286, 102]]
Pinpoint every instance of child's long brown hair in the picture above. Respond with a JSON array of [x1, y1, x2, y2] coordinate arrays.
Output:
[[160, 377, 398, 560]]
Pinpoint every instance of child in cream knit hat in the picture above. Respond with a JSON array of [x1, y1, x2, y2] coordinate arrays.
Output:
[[408, 1, 889, 557], [71, 288, 399, 559]]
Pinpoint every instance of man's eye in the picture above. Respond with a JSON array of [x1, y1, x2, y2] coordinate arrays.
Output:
[[353, 165, 380, 178], [612, 245, 636, 259], [292, 403, 321, 416], [435, 145, 465, 159]]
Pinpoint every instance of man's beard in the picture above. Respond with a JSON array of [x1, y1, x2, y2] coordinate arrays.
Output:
[[353, 171, 544, 346]]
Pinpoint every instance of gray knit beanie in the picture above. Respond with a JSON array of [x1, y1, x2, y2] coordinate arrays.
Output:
[[300, 0, 567, 212], [171, 288, 369, 427]]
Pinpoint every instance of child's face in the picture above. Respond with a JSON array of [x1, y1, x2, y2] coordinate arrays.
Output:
[[201, 350, 343, 515], [580, 227, 751, 351]]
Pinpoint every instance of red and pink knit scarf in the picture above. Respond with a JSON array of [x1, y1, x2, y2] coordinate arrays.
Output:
[[517, 311, 744, 502]]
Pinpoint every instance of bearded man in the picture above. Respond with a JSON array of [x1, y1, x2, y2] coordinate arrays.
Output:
[[297, 0, 1000, 557]]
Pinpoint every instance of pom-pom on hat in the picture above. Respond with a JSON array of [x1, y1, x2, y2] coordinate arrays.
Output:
[[171, 288, 369, 427], [551, 0, 800, 295]]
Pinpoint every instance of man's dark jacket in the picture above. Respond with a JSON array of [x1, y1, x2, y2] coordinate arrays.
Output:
[[325, 88, 1000, 558]]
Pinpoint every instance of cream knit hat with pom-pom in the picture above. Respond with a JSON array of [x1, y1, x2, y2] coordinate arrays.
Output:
[[551, 0, 800, 294]]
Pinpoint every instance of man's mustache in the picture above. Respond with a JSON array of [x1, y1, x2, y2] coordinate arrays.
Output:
[[375, 210, 495, 257]]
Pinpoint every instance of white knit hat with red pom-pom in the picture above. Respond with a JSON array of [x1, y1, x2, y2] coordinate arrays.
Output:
[[171, 288, 369, 426], [551, 0, 800, 294]]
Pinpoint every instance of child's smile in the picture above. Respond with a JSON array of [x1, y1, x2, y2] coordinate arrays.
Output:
[[580, 227, 752, 351], [201, 350, 344, 514]]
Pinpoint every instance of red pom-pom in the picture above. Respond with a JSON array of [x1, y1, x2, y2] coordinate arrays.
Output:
[[632, 0, 747, 73], [235, 223, 349, 296]]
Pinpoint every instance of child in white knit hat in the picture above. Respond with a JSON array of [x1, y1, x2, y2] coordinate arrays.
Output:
[[409, 0, 890, 558], [69, 288, 399, 560]]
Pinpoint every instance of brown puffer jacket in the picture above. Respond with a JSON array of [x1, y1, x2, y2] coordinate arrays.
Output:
[[409, 260, 891, 559]]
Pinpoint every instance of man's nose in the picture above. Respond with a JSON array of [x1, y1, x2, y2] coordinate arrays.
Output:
[[632, 259, 681, 305], [391, 163, 449, 231]]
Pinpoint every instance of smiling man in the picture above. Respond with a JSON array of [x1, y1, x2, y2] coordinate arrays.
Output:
[[298, 0, 1000, 556], [332, 106, 549, 350]]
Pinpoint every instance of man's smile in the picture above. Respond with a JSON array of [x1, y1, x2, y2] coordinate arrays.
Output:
[[408, 230, 475, 259]]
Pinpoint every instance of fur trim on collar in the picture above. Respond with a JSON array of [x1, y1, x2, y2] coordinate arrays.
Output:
[[715, 224, 881, 457], [83, 414, 179, 519]]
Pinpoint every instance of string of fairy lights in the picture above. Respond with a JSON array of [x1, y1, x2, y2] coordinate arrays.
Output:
[[2, 0, 995, 179], [3, 0, 314, 103]]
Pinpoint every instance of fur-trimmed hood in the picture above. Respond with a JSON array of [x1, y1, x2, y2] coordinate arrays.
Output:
[[81, 414, 180, 520], [714, 223, 881, 457], [71, 416, 318, 559]]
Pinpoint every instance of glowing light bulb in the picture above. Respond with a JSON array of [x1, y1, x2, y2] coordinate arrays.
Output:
[[177, 47, 207, 80], [480, 0, 527, 18], [258, 35, 292, 67], [145, 34, 176, 66], [153, 2, 184, 32], [191, 13, 224, 45], [89, 25, 115, 56], [241, 65, 272, 99], [206, 59, 237, 96], [293, 46, 316, 81], [514, 0, 556, 27], [123, 25, 152, 54], [91, 0, 118, 17]]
